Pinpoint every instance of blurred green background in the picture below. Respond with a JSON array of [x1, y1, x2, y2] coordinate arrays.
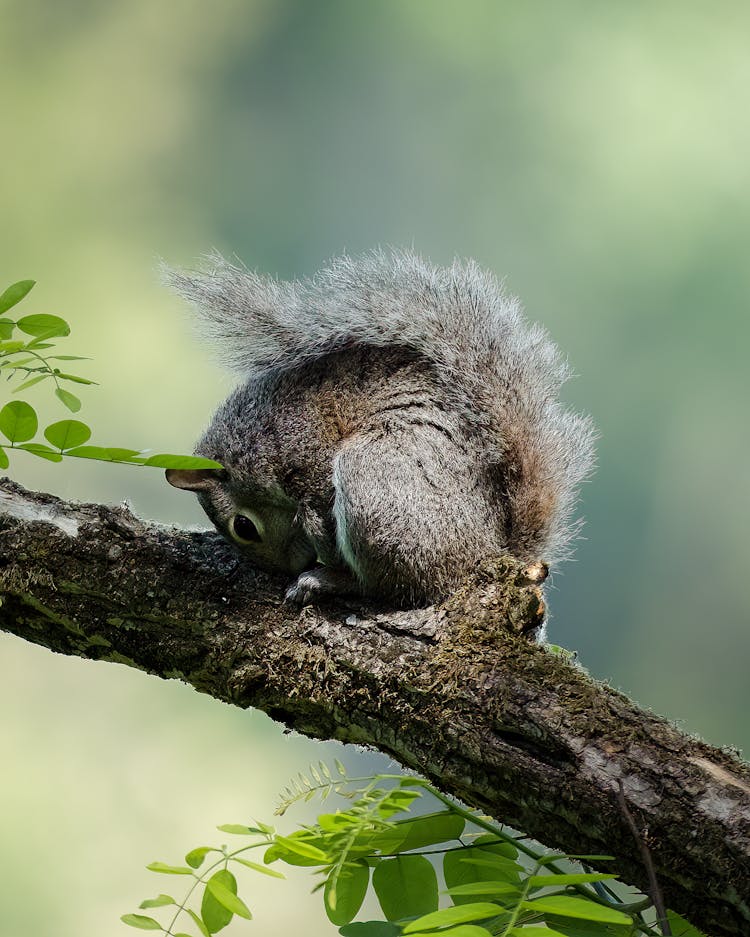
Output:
[[1, 2, 749, 935]]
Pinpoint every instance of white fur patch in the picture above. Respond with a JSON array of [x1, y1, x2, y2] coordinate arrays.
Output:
[[331, 455, 361, 579]]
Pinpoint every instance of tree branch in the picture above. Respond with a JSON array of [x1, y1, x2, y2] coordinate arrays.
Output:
[[1, 478, 748, 937]]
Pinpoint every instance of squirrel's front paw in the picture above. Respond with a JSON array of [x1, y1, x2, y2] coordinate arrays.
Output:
[[285, 570, 328, 606], [284, 565, 359, 605]]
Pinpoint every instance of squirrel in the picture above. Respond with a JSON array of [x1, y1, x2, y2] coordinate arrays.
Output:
[[164, 249, 595, 607]]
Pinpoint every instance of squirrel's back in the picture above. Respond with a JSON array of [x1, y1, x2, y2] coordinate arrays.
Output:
[[165, 248, 595, 564]]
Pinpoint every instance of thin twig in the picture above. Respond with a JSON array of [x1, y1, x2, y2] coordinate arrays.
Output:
[[617, 779, 672, 936]]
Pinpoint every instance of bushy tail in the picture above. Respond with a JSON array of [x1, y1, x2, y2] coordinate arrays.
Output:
[[164, 248, 595, 561]]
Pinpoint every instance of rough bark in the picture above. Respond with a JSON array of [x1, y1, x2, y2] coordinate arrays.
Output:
[[1, 478, 748, 937]]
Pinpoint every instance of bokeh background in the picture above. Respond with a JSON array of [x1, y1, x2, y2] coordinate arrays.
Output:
[[1, 2, 749, 935]]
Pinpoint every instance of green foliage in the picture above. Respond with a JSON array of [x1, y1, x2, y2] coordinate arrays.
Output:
[[121, 914, 163, 930], [324, 860, 369, 926], [139, 896, 176, 909], [666, 912, 707, 937], [372, 856, 437, 921], [402, 902, 504, 932], [123, 766, 706, 936], [0, 279, 220, 472], [204, 870, 252, 926]]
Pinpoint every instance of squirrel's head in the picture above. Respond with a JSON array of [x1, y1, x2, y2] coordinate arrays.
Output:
[[166, 467, 317, 577]]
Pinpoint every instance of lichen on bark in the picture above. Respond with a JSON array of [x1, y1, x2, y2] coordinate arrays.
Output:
[[1, 477, 749, 937]]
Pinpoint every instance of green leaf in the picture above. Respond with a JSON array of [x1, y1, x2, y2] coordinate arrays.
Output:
[[56, 371, 96, 384], [55, 386, 81, 412], [372, 855, 438, 922], [0, 340, 25, 353], [666, 911, 707, 937], [186, 908, 211, 937], [47, 354, 91, 360], [405, 929, 493, 937], [324, 860, 370, 926], [233, 857, 285, 878], [215, 823, 260, 835], [444, 880, 520, 898], [16, 313, 70, 338], [376, 788, 422, 819], [138, 895, 175, 909], [472, 834, 517, 857], [184, 846, 216, 869], [510, 929, 568, 937], [0, 280, 35, 314], [0, 446, 8, 470], [0, 400, 38, 443], [0, 318, 14, 340], [13, 373, 50, 392], [44, 419, 92, 450], [206, 873, 252, 919], [273, 834, 329, 862], [522, 896, 631, 924], [17, 443, 63, 462], [1, 356, 36, 368], [145, 861, 194, 875], [143, 453, 224, 470], [101, 447, 143, 461], [264, 831, 329, 866], [201, 870, 237, 933], [444, 840, 521, 906], [373, 810, 465, 852], [462, 857, 522, 872], [120, 913, 162, 930], [317, 812, 359, 833], [403, 902, 503, 933], [542, 919, 629, 937], [528, 872, 618, 888], [64, 445, 141, 462], [338, 924, 400, 937]]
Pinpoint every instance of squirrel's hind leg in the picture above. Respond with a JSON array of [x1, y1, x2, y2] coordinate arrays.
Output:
[[332, 429, 497, 605]]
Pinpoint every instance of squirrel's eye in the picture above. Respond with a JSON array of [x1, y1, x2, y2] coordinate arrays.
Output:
[[230, 513, 262, 544]]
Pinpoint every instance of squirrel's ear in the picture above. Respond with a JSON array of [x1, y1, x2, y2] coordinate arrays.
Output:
[[165, 468, 221, 491]]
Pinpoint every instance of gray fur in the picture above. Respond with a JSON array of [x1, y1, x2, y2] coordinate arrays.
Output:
[[165, 249, 595, 606]]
